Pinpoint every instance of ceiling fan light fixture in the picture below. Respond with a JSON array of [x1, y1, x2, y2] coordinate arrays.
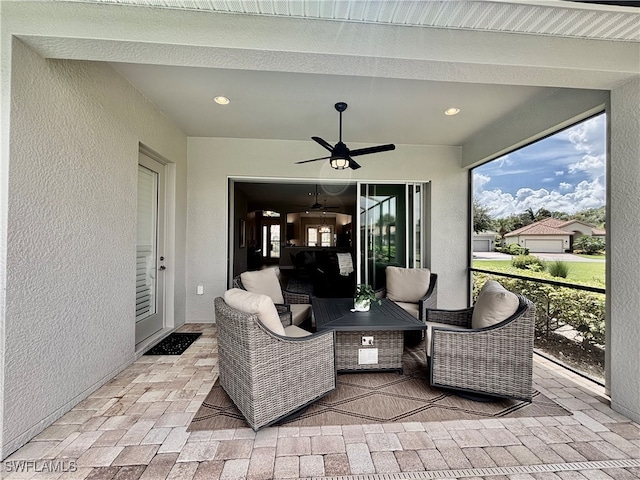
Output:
[[330, 156, 349, 170], [213, 95, 230, 105]]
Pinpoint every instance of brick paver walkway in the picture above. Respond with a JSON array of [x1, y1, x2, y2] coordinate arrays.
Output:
[[3, 324, 639, 479]]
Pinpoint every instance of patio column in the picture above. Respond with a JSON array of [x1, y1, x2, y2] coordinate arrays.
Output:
[[608, 76, 640, 423]]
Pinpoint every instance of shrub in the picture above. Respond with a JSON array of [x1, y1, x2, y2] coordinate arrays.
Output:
[[573, 236, 605, 255], [473, 272, 605, 347], [505, 243, 529, 255], [512, 255, 545, 272], [548, 260, 570, 278]]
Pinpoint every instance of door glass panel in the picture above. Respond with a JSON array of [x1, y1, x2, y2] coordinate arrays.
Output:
[[359, 184, 407, 290], [136, 165, 158, 321], [358, 182, 425, 288], [409, 184, 422, 268], [262, 223, 281, 259], [270, 225, 281, 258]]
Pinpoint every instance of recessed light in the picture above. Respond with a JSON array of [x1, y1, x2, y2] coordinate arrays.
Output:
[[213, 96, 230, 105], [444, 107, 460, 116]]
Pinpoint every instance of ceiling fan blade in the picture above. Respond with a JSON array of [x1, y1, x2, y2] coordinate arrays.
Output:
[[295, 155, 331, 164], [349, 158, 362, 170], [312, 136, 335, 152], [349, 144, 396, 157]]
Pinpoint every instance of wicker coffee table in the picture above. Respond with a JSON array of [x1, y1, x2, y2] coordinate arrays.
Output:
[[312, 297, 426, 372]]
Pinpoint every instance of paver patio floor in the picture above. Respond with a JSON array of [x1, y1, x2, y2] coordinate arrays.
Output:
[[3, 324, 639, 479]]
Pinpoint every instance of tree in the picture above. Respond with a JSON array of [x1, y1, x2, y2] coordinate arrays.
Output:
[[535, 208, 552, 220], [495, 218, 512, 242], [473, 201, 495, 233], [574, 206, 606, 229], [573, 236, 605, 255]]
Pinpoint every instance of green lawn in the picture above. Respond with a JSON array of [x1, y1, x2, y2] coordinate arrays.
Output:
[[472, 259, 605, 286]]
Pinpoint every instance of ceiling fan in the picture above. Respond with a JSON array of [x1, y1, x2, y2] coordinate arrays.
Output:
[[295, 102, 395, 170], [297, 184, 340, 212]]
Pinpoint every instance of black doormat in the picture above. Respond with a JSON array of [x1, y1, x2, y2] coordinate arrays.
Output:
[[144, 332, 202, 355]]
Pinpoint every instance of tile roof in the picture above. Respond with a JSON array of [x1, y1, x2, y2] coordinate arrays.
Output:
[[504, 218, 606, 237], [504, 218, 569, 237]]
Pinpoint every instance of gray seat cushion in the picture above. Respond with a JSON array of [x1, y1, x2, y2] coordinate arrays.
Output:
[[425, 321, 469, 357], [290, 304, 312, 326], [471, 280, 519, 329], [386, 266, 431, 303]]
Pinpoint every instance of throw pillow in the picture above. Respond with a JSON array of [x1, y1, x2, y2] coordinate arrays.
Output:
[[385, 266, 431, 303], [240, 267, 285, 304], [223, 288, 285, 336], [471, 280, 519, 329]]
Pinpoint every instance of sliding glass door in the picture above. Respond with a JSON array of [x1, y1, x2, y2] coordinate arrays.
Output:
[[358, 183, 425, 289]]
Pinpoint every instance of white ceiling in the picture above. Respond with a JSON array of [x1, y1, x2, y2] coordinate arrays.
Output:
[[109, 64, 552, 146], [62, 0, 640, 42], [57, 0, 639, 148]]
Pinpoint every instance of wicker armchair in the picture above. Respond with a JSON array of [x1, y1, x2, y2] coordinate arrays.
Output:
[[375, 269, 437, 344], [215, 296, 336, 430], [377, 272, 438, 321], [233, 272, 311, 327], [426, 293, 535, 401]]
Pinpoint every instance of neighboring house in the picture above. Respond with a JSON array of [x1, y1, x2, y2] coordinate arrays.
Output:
[[472, 231, 497, 252], [504, 218, 606, 253]]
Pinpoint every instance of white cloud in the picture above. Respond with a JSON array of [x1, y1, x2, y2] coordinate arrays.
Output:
[[476, 178, 605, 218], [474, 114, 606, 219], [472, 172, 491, 196], [568, 153, 605, 176], [561, 115, 605, 155]]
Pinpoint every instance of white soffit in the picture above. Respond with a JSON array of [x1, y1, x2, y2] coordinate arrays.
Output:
[[58, 0, 640, 42]]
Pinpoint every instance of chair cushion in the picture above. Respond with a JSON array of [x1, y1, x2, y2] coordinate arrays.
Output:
[[240, 268, 285, 304], [223, 288, 285, 336], [290, 304, 312, 326], [385, 266, 431, 303], [471, 280, 519, 329], [393, 301, 419, 319], [283, 325, 312, 338]]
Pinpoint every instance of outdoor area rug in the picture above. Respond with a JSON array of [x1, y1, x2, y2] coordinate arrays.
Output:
[[145, 332, 202, 355], [188, 344, 569, 431]]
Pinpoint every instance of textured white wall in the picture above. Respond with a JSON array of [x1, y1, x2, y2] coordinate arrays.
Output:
[[1, 40, 187, 457], [186, 138, 466, 322], [609, 77, 640, 423]]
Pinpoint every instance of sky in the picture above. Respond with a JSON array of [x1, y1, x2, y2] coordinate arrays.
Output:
[[473, 113, 606, 219]]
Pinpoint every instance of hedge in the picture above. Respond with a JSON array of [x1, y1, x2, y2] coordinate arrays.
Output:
[[473, 272, 605, 346]]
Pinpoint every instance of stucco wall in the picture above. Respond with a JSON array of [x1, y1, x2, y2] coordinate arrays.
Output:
[[1, 40, 187, 457], [186, 138, 467, 323], [609, 77, 640, 423]]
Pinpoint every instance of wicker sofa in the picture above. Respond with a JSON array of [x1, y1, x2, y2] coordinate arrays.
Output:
[[426, 281, 535, 401], [214, 293, 336, 430]]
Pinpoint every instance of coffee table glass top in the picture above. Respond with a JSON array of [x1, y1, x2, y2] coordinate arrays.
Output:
[[313, 297, 425, 332]]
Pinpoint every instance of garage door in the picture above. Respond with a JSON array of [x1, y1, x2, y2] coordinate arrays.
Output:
[[473, 239, 491, 252], [524, 239, 563, 253]]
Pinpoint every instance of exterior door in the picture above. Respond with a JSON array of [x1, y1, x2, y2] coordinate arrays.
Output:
[[135, 152, 166, 345], [262, 221, 281, 263]]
